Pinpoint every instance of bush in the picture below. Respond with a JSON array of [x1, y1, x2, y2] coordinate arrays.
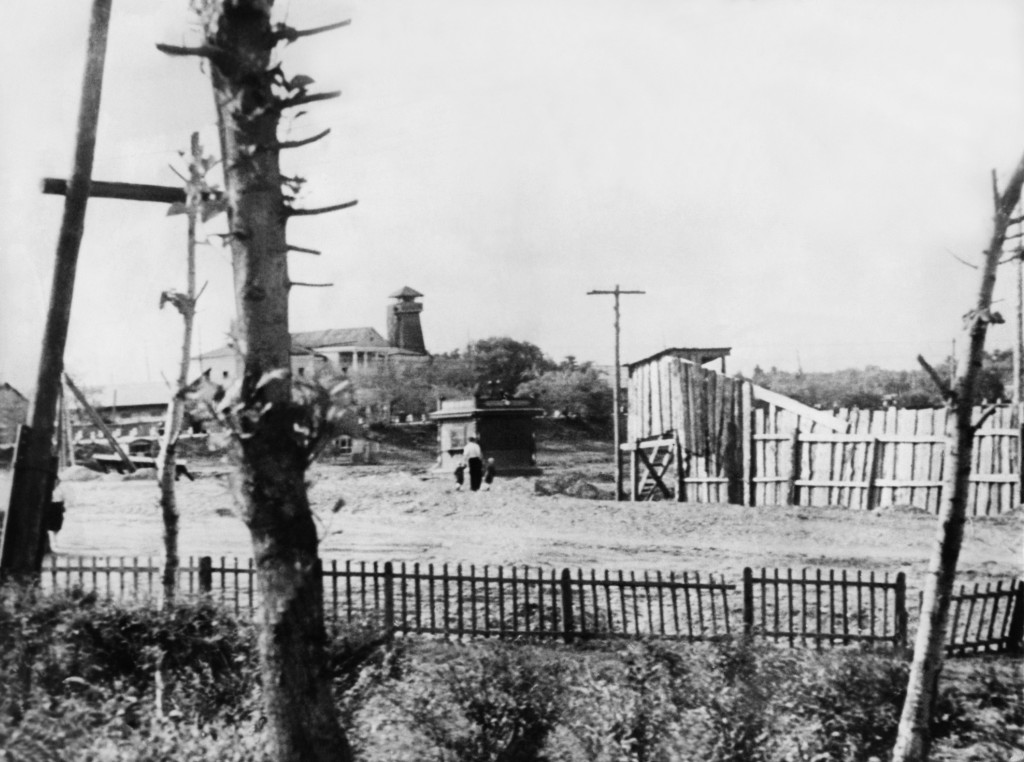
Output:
[[930, 663, 1024, 761], [0, 585, 263, 759], [355, 642, 565, 762], [779, 651, 909, 761], [1, 588, 1021, 762]]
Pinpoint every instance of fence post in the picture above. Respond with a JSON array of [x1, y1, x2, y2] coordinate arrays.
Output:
[[1007, 581, 1024, 654], [383, 561, 395, 641], [894, 572, 908, 652], [630, 440, 638, 502], [675, 432, 685, 503], [865, 437, 882, 510], [560, 568, 575, 644], [1018, 422, 1023, 509], [786, 429, 801, 506], [198, 556, 212, 595], [741, 381, 755, 507], [742, 567, 754, 638]]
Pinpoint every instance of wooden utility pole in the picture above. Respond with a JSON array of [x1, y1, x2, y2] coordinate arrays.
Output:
[[0, 0, 112, 576], [588, 286, 645, 501]]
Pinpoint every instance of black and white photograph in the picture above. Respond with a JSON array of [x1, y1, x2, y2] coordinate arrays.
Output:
[[0, 2, 1021, 760]]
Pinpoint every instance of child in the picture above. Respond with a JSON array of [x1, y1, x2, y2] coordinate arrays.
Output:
[[453, 463, 465, 490], [483, 458, 496, 491]]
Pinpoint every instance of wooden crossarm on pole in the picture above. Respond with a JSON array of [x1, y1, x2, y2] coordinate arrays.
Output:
[[42, 177, 185, 204]]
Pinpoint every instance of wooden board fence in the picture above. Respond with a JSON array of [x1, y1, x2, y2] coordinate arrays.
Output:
[[626, 356, 1022, 515]]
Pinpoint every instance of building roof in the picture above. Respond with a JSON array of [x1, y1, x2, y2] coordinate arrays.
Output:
[[291, 326, 391, 350], [196, 327, 397, 362], [389, 286, 423, 299], [86, 382, 173, 410], [195, 344, 236, 360], [0, 383, 27, 401], [627, 347, 731, 370], [429, 397, 544, 421]]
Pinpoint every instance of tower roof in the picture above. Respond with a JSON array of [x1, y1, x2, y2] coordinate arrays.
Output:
[[389, 286, 423, 299]]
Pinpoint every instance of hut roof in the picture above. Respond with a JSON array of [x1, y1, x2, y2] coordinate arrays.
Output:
[[627, 347, 731, 370]]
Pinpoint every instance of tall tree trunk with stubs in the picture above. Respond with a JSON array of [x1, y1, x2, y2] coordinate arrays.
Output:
[[178, 3, 353, 759], [892, 152, 1024, 762]]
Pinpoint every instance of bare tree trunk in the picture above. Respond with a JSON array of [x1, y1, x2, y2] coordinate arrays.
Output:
[[156, 133, 203, 605], [892, 152, 1024, 762], [195, 3, 352, 759]]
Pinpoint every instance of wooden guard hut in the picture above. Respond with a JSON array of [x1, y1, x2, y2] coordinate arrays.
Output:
[[430, 397, 543, 476]]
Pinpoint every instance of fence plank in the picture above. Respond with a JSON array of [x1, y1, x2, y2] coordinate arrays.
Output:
[[787, 430, 801, 506]]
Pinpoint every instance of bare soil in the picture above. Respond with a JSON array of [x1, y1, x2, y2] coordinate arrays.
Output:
[[10, 434, 1018, 590]]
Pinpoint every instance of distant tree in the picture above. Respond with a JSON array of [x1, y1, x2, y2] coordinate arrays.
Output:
[[519, 366, 613, 422], [465, 337, 555, 396], [425, 352, 478, 398], [977, 348, 1011, 401], [752, 366, 945, 409], [350, 354, 479, 422]]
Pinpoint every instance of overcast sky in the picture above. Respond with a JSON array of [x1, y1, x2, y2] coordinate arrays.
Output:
[[2, 0, 1023, 393]]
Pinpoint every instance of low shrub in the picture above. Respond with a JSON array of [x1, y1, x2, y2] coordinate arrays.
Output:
[[351, 641, 566, 762], [930, 662, 1024, 761], [1, 587, 1021, 762]]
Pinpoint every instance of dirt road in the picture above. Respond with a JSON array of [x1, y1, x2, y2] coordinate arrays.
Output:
[[30, 461, 1021, 588]]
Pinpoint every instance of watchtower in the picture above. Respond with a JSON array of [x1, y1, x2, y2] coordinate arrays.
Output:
[[387, 286, 426, 354]]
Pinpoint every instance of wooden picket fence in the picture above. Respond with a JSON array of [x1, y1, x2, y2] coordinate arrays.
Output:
[[41, 556, 1022, 657], [915, 580, 1024, 657], [743, 568, 908, 650], [624, 354, 1023, 515]]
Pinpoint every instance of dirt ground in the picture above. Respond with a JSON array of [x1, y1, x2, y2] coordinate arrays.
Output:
[[5, 440, 1019, 591]]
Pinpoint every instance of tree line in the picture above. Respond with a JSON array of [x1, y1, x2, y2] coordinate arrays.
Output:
[[349, 336, 614, 425], [747, 349, 1014, 410], [352, 340, 1018, 426]]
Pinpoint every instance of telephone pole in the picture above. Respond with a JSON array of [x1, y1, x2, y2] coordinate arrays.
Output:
[[588, 285, 645, 500], [1, 0, 112, 576]]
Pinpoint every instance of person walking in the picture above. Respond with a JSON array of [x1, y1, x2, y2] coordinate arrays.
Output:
[[462, 436, 484, 491]]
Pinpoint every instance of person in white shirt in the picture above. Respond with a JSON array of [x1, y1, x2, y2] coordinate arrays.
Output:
[[461, 437, 484, 491]]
